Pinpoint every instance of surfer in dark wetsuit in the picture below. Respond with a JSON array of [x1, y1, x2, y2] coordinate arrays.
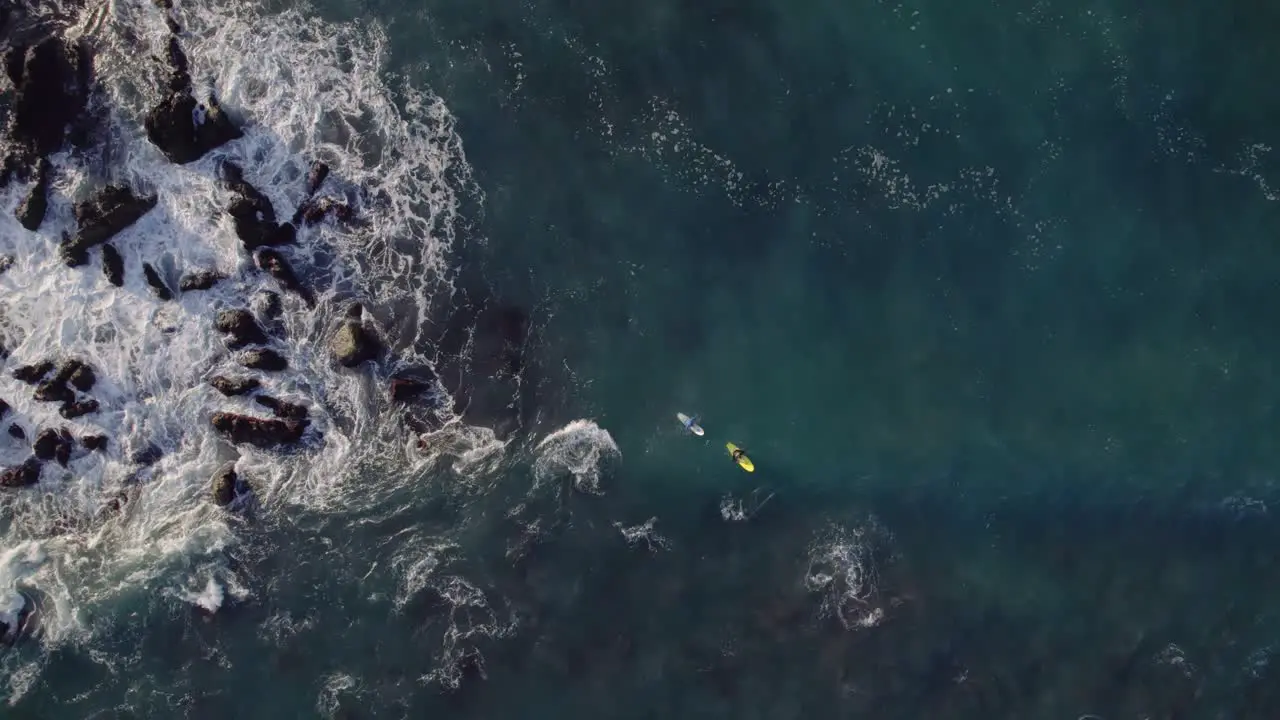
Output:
[[731, 447, 745, 462]]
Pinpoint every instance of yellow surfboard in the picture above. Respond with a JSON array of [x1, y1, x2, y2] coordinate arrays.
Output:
[[726, 442, 755, 472]]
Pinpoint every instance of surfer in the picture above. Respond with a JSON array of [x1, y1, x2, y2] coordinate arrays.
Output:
[[682, 414, 700, 433], [726, 442, 754, 472]]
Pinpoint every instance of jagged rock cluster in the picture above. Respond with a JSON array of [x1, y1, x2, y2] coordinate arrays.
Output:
[[0, 3, 534, 507]]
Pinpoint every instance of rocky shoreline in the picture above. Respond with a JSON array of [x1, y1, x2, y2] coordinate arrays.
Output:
[[0, 3, 535, 508]]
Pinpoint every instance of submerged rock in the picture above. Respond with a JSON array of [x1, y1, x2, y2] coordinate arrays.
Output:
[[214, 309, 268, 349], [179, 269, 225, 292], [254, 249, 314, 308], [0, 399, 8, 419], [389, 366, 439, 403], [210, 412, 306, 448], [210, 461, 237, 505], [209, 375, 259, 397], [81, 434, 107, 451], [101, 243, 124, 286], [0, 255, 13, 275], [142, 263, 173, 300], [254, 395, 308, 421], [0, 457, 41, 488], [252, 290, 282, 321], [329, 303, 381, 368], [61, 186, 157, 266], [130, 443, 163, 466], [15, 157, 50, 230], [239, 348, 287, 372], [7, 425, 24, 441]]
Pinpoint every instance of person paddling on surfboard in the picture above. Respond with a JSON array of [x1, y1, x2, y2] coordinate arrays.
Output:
[[726, 442, 755, 472]]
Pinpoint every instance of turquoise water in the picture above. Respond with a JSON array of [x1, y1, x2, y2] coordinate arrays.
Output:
[[7, 0, 1280, 716]]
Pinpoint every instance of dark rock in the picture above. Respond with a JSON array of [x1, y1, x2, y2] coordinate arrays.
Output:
[[7, 425, 23, 441], [15, 158, 50, 231], [239, 349, 287, 372], [0, 255, 13, 274], [33, 380, 73, 404], [329, 303, 381, 367], [214, 309, 268, 349], [59, 399, 98, 419], [178, 270, 224, 292], [101, 243, 124, 286], [0, 457, 41, 488], [67, 364, 95, 392], [209, 376, 259, 396], [142, 263, 172, 300], [81, 434, 106, 451], [254, 249, 315, 308], [252, 291, 282, 321], [52, 359, 94, 391], [389, 373, 436, 403], [0, 398, 8, 419], [210, 461, 237, 505], [144, 53, 242, 165], [210, 412, 306, 447], [54, 428, 73, 466], [131, 443, 162, 466], [221, 161, 295, 251], [61, 186, 157, 266], [296, 196, 354, 226], [2, 37, 93, 185], [13, 361, 53, 384], [254, 395, 308, 421], [305, 161, 330, 196], [32, 429, 59, 460]]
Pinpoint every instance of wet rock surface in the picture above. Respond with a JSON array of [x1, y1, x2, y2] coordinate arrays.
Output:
[[142, 263, 173, 300], [144, 35, 241, 164], [101, 243, 124, 286], [253, 395, 308, 421], [1, 36, 93, 185], [254, 249, 314, 308], [0, 457, 41, 488], [239, 348, 287, 372], [210, 375, 260, 397], [210, 461, 237, 505], [179, 270, 225, 292], [210, 412, 306, 448], [329, 303, 382, 368], [214, 309, 269, 349], [61, 186, 158, 266]]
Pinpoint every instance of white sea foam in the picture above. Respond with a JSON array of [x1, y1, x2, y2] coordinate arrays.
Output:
[[0, 0, 492, 699], [531, 419, 620, 495], [804, 521, 887, 630]]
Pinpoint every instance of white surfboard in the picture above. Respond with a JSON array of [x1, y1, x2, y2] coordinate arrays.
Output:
[[676, 412, 705, 436]]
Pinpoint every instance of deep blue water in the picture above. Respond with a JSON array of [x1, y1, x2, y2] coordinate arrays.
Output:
[[8, 0, 1280, 716]]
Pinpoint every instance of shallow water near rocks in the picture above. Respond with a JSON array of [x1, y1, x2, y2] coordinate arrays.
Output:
[[2, 0, 1280, 717]]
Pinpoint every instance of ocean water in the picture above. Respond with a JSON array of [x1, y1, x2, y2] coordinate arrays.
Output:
[[2, 0, 1280, 717]]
